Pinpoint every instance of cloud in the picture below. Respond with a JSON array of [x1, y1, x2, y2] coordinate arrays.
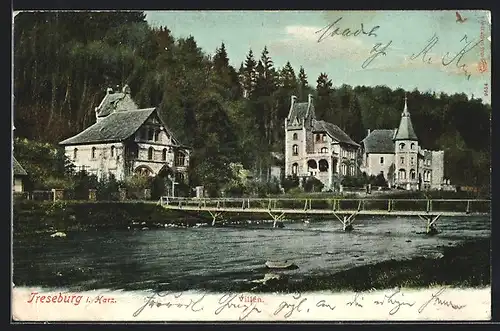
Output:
[[268, 24, 373, 66]]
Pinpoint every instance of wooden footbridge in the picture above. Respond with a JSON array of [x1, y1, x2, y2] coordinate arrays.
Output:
[[158, 197, 490, 234]]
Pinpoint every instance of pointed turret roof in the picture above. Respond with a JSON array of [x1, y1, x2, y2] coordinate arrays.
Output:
[[394, 95, 418, 141]]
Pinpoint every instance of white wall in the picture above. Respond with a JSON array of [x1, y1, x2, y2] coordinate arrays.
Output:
[[13, 177, 23, 192], [366, 153, 394, 179], [65, 142, 126, 180]]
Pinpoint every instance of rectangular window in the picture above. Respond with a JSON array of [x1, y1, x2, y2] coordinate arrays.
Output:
[[400, 157, 404, 165], [410, 157, 414, 165], [380, 157, 384, 165]]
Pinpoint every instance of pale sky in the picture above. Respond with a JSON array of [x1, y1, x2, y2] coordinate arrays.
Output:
[[146, 10, 491, 104]]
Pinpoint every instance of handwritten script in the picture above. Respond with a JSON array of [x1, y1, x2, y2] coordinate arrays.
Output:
[[131, 287, 467, 320], [314, 16, 483, 77], [411, 33, 481, 80]]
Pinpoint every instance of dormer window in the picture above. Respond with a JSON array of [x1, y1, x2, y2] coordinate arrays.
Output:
[[147, 128, 154, 141], [399, 143, 405, 150]]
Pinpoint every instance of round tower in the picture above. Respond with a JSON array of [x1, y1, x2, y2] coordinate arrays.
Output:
[[393, 95, 419, 190]]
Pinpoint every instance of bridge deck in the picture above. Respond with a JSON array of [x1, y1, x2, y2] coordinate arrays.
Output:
[[161, 204, 487, 217]]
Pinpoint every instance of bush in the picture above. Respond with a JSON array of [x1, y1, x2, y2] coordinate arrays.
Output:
[[124, 174, 150, 199], [73, 171, 98, 200], [370, 173, 388, 187], [282, 175, 300, 192], [303, 176, 324, 193], [341, 175, 367, 188], [96, 173, 121, 201]]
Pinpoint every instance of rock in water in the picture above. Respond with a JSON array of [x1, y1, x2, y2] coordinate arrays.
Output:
[[50, 232, 67, 238]]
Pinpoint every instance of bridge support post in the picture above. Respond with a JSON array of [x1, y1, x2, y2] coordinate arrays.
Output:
[[268, 211, 286, 228], [208, 210, 224, 226], [333, 212, 357, 232], [418, 213, 442, 235]]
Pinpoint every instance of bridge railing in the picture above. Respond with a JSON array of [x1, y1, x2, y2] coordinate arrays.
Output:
[[159, 197, 491, 214]]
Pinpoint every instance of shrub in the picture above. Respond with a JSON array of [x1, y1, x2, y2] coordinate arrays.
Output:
[[282, 175, 300, 192], [303, 176, 324, 193]]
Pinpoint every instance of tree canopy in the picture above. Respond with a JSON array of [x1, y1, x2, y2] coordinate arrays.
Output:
[[13, 11, 491, 194]]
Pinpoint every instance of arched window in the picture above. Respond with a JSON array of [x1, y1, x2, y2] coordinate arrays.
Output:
[[175, 152, 185, 167], [350, 165, 355, 176], [148, 147, 154, 160], [307, 160, 317, 171], [162, 148, 167, 161], [292, 144, 298, 156], [398, 169, 406, 180], [73, 148, 78, 159], [341, 164, 347, 175], [319, 159, 329, 172], [322, 134, 327, 142], [320, 147, 328, 153], [292, 163, 298, 175], [399, 143, 405, 150], [315, 134, 321, 142], [410, 169, 416, 180], [110, 145, 115, 158], [91, 147, 96, 159], [411, 143, 415, 150], [292, 133, 298, 140]]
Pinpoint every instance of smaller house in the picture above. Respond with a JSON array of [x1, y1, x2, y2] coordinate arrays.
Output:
[[59, 85, 191, 183], [13, 157, 27, 192]]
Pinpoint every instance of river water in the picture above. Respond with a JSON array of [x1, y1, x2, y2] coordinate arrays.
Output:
[[13, 215, 490, 292]]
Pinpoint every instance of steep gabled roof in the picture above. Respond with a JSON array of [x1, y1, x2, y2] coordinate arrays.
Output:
[[394, 97, 418, 141], [59, 108, 156, 145], [362, 129, 396, 154], [13, 157, 27, 176], [95, 85, 139, 118], [288, 102, 309, 122], [313, 120, 360, 147], [287, 95, 316, 123]]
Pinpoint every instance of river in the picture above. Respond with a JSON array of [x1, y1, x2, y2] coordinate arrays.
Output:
[[13, 215, 490, 292]]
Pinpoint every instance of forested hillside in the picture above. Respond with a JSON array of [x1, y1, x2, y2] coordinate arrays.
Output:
[[13, 11, 491, 192]]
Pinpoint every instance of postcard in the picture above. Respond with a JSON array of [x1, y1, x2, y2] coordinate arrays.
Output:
[[11, 10, 491, 322]]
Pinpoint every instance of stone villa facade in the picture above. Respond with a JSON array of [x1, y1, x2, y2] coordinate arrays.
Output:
[[359, 96, 445, 190], [59, 85, 190, 183], [284, 95, 360, 189]]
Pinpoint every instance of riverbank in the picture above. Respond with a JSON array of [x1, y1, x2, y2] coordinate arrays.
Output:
[[242, 238, 490, 293]]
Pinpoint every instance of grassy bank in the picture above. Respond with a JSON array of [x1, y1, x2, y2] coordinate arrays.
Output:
[[12, 200, 197, 234], [244, 238, 490, 293]]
